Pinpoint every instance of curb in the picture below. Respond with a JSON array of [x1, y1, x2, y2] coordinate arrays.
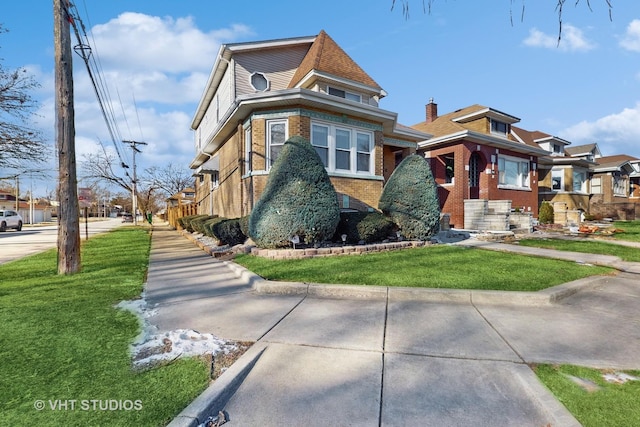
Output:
[[224, 260, 611, 307], [167, 342, 268, 427]]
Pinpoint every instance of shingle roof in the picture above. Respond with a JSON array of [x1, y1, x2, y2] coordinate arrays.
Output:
[[511, 126, 554, 150], [288, 30, 381, 90], [596, 154, 639, 168], [565, 143, 598, 156], [411, 104, 488, 135]]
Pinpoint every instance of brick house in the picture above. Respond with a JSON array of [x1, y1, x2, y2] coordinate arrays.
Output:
[[511, 129, 596, 224], [412, 101, 548, 229], [189, 31, 428, 219], [589, 153, 639, 219]]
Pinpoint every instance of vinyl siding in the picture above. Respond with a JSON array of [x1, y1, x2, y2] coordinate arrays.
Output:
[[234, 46, 309, 95]]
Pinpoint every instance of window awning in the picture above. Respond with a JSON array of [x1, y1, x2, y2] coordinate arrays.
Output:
[[196, 155, 219, 175]]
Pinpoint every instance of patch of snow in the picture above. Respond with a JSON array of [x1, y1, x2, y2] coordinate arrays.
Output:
[[603, 372, 639, 384], [115, 293, 237, 369]]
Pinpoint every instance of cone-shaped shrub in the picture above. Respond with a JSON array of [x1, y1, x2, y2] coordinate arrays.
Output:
[[539, 201, 554, 224], [379, 154, 440, 240], [249, 135, 340, 248]]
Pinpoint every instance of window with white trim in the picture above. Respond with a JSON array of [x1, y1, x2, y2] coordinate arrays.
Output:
[[328, 86, 361, 102], [573, 170, 587, 192], [612, 172, 627, 196], [250, 72, 269, 91], [591, 176, 602, 194], [551, 169, 563, 191], [498, 156, 530, 188], [267, 119, 287, 167], [310, 122, 374, 174]]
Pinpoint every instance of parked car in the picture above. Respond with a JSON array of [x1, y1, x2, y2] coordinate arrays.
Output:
[[0, 209, 23, 231], [121, 213, 133, 223]]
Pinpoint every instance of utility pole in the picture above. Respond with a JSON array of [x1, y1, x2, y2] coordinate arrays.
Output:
[[54, 0, 81, 274], [123, 140, 146, 226]]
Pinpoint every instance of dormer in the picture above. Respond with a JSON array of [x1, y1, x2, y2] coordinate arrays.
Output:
[[564, 143, 602, 162], [450, 106, 520, 138], [533, 134, 571, 157]]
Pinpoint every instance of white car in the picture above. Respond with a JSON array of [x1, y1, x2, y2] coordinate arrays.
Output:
[[0, 209, 23, 232]]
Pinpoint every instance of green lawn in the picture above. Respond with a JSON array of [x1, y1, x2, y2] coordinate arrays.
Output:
[[517, 238, 640, 262], [0, 228, 210, 427], [234, 245, 612, 291], [613, 220, 640, 242], [535, 365, 640, 427]]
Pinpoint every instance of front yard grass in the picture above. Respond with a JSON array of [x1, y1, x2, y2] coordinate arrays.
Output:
[[234, 245, 612, 291], [535, 364, 640, 427], [0, 228, 210, 427], [613, 220, 640, 242], [517, 238, 640, 262]]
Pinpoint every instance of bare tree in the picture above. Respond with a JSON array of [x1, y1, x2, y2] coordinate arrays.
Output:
[[81, 150, 132, 192], [142, 163, 194, 198], [0, 25, 49, 169], [81, 152, 193, 218], [391, 0, 613, 42]]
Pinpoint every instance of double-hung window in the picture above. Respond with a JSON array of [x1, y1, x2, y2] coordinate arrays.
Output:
[[311, 122, 374, 174], [312, 124, 329, 166], [267, 119, 287, 167], [356, 133, 372, 172], [498, 156, 530, 188]]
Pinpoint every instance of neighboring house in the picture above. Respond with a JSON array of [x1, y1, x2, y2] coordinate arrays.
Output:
[[589, 153, 639, 220], [412, 101, 548, 229], [0, 190, 53, 224], [189, 31, 429, 219], [512, 129, 596, 224], [166, 187, 196, 228]]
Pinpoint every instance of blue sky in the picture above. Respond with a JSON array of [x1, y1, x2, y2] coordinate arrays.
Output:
[[1, 1, 639, 196]]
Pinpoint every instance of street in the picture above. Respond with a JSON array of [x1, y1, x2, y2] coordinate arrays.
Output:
[[0, 218, 125, 265]]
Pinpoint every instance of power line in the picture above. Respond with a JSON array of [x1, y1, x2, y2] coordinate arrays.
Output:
[[63, 1, 131, 171]]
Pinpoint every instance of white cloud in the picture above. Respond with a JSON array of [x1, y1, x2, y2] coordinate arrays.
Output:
[[28, 13, 254, 196], [524, 25, 595, 52], [560, 103, 640, 157], [91, 13, 251, 73], [620, 19, 640, 52]]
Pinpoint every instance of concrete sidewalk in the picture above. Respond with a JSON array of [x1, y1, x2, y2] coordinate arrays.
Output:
[[144, 225, 640, 427]]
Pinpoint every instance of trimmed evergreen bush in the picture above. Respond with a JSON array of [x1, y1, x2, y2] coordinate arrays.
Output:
[[249, 135, 340, 248], [379, 154, 440, 240], [539, 201, 555, 224], [202, 217, 227, 238], [333, 211, 395, 244], [238, 215, 250, 238], [191, 215, 215, 234], [212, 218, 247, 246], [178, 214, 210, 232]]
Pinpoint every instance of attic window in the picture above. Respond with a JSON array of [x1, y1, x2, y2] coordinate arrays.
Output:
[[328, 86, 361, 102], [490, 119, 509, 136], [250, 72, 269, 91]]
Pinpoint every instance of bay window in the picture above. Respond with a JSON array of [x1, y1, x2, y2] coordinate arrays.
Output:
[[573, 170, 587, 192], [311, 121, 374, 174], [498, 156, 530, 188]]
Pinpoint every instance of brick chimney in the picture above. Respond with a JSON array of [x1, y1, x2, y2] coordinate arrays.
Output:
[[426, 98, 438, 123]]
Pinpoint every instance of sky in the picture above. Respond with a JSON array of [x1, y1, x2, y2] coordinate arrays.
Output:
[[1, 0, 639, 197]]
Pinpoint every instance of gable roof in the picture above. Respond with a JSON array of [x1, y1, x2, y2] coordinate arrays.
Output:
[[412, 104, 486, 135], [564, 143, 601, 157], [510, 126, 562, 150], [288, 30, 381, 91]]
